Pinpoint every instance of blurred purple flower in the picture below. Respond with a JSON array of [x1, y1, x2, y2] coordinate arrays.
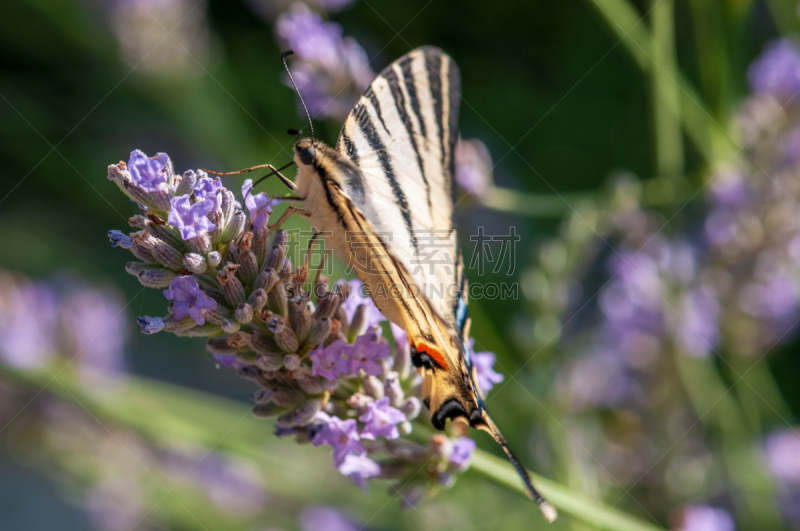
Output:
[[62, 287, 128, 376], [704, 209, 738, 247], [677, 505, 735, 531], [337, 453, 381, 491], [127, 149, 169, 193], [168, 194, 216, 240], [472, 349, 504, 394], [358, 397, 405, 440], [455, 138, 493, 196], [299, 505, 359, 531], [313, 415, 366, 466], [310, 339, 350, 380], [676, 288, 720, 358], [748, 39, 800, 100], [340, 279, 384, 329], [0, 282, 58, 369], [764, 429, 800, 484], [242, 179, 280, 231], [708, 170, 750, 207], [739, 274, 799, 320], [196, 454, 268, 516], [163, 276, 217, 325], [348, 330, 390, 376], [276, 3, 342, 69], [449, 437, 476, 469], [212, 353, 248, 368]]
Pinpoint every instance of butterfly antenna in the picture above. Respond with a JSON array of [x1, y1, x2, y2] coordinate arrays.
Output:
[[282, 49, 315, 143], [478, 414, 557, 523]]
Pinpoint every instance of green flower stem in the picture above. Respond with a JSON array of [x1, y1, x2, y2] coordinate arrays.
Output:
[[586, 0, 737, 163], [673, 353, 782, 530], [480, 186, 597, 217], [725, 355, 792, 432], [469, 450, 666, 531]]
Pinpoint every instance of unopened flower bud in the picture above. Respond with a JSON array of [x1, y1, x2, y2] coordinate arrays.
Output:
[[264, 244, 285, 272], [247, 329, 275, 352], [296, 374, 325, 395], [400, 397, 421, 420], [306, 317, 332, 348], [128, 215, 148, 229], [393, 341, 411, 380], [252, 403, 287, 418], [384, 372, 404, 407], [163, 314, 197, 333], [220, 190, 235, 225], [206, 337, 242, 355], [362, 375, 385, 400], [252, 227, 269, 265], [348, 304, 368, 339], [109, 230, 134, 249], [182, 253, 206, 274], [226, 332, 251, 349], [237, 366, 261, 380], [125, 262, 155, 276], [279, 400, 321, 426], [208, 209, 223, 243], [254, 268, 279, 293], [346, 392, 374, 415], [175, 169, 196, 196], [145, 222, 183, 250], [313, 294, 339, 320], [283, 354, 301, 371], [239, 250, 258, 286], [250, 389, 274, 404], [218, 264, 246, 306], [136, 316, 164, 334], [137, 268, 177, 288], [221, 318, 240, 334], [271, 384, 304, 407], [188, 233, 212, 255], [268, 315, 299, 352], [130, 244, 157, 263], [181, 322, 222, 337], [289, 297, 313, 342], [234, 303, 254, 324], [207, 251, 222, 268], [271, 229, 287, 248], [152, 241, 184, 270], [398, 421, 412, 436], [203, 305, 229, 325], [267, 280, 288, 317], [221, 211, 245, 243], [247, 288, 268, 314]]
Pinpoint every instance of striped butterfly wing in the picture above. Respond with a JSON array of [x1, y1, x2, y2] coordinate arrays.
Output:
[[334, 46, 463, 331]]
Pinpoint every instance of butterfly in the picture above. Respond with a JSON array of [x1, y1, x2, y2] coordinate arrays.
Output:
[[275, 46, 555, 521]]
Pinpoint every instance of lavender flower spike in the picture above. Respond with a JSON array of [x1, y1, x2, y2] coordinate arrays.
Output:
[[137, 316, 165, 335], [358, 397, 405, 440], [471, 345, 504, 394], [168, 195, 216, 240], [193, 174, 223, 210], [242, 179, 281, 231], [163, 276, 216, 325]]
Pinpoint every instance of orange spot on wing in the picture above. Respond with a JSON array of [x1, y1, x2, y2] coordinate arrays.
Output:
[[409, 338, 449, 371]]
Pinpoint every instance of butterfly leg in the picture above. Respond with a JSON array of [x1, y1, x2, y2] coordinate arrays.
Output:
[[268, 206, 311, 232], [263, 164, 297, 191]]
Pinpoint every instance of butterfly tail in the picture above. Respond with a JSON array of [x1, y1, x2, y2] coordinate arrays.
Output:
[[476, 414, 557, 523]]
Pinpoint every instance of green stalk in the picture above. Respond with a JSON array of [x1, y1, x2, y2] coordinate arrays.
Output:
[[470, 450, 666, 531], [765, 0, 800, 35], [673, 353, 782, 530], [479, 186, 596, 217], [585, 0, 736, 163], [650, 0, 684, 181]]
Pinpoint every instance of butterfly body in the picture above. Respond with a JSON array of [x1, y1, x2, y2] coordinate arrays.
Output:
[[288, 46, 555, 521]]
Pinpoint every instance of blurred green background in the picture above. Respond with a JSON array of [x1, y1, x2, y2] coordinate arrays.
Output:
[[1, 0, 799, 530]]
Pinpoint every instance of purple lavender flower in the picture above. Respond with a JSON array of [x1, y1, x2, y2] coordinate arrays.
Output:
[[449, 437, 477, 469], [242, 179, 280, 231], [764, 429, 800, 484], [313, 414, 366, 466], [348, 329, 390, 376], [193, 174, 223, 210], [127, 150, 170, 193], [337, 453, 381, 492], [704, 209, 738, 247], [212, 354, 249, 368], [708, 169, 750, 207], [359, 397, 405, 440], [339, 279, 385, 329], [196, 454, 268, 516], [310, 340, 350, 380], [163, 276, 217, 325], [455, 138, 492, 196], [738, 274, 799, 320], [677, 505, 735, 531], [748, 39, 800, 100], [299, 505, 359, 531], [168, 194, 216, 240], [471, 347, 504, 394], [0, 281, 58, 369], [676, 288, 720, 358], [136, 316, 164, 335]]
